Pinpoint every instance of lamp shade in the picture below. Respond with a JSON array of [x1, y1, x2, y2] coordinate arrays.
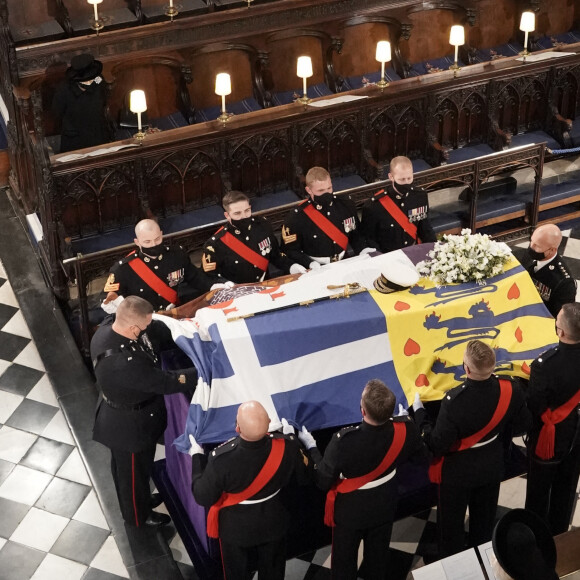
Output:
[[129, 90, 147, 114], [375, 41, 392, 63], [520, 11, 535, 32], [87, 0, 103, 4], [296, 56, 313, 79], [215, 73, 232, 96], [449, 25, 465, 46]]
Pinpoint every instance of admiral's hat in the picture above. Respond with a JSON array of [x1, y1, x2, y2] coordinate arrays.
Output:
[[373, 263, 419, 293], [66, 54, 103, 82], [492, 509, 558, 580]]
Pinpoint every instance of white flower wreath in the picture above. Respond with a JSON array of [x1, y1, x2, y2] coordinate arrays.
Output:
[[417, 229, 512, 285]]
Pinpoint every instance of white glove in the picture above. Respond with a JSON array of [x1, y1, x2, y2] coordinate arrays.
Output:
[[101, 294, 124, 314], [396, 403, 409, 417], [298, 426, 317, 449], [412, 393, 424, 412], [308, 261, 321, 270], [280, 418, 295, 435], [165, 303, 176, 310], [359, 247, 377, 256], [188, 434, 204, 456], [210, 281, 235, 291], [289, 263, 307, 275]]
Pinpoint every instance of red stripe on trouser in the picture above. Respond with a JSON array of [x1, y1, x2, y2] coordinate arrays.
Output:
[[219, 539, 228, 580], [132, 453, 139, 527]]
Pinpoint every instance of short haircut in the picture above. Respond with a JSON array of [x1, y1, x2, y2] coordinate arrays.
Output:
[[561, 302, 580, 342], [389, 156, 412, 173], [117, 296, 154, 322], [305, 167, 330, 186], [465, 340, 496, 375], [362, 379, 396, 424], [222, 190, 249, 212]]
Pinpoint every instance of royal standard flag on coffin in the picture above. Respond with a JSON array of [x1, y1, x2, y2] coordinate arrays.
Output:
[[371, 257, 557, 402], [158, 253, 557, 450]]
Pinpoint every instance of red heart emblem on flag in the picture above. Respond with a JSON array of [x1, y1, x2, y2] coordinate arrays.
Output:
[[394, 301, 410, 311], [404, 338, 420, 356], [507, 283, 520, 300], [415, 374, 430, 387]]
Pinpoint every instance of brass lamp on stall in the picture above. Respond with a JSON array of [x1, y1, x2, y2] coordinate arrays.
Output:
[[165, 0, 178, 20], [375, 41, 392, 89], [87, 0, 104, 33], [449, 25, 465, 76], [520, 11, 535, 60], [215, 73, 232, 125], [296, 56, 313, 105], [129, 90, 147, 141]]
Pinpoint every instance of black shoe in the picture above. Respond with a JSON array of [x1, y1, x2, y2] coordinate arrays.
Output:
[[150, 493, 163, 509], [144, 511, 171, 528]]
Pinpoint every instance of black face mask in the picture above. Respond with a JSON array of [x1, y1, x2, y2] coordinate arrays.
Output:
[[141, 243, 164, 258], [231, 217, 252, 231], [394, 183, 413, 196], [527, 246, 545, 261], [315, 192, 334, 206]]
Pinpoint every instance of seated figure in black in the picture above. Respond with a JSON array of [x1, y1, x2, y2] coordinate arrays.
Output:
[[52, 54, 112, 153]]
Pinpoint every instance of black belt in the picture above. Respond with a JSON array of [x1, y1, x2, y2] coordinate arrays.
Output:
[[101, 393, 157, 411]]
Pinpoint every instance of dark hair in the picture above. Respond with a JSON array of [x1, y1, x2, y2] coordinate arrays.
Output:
[[561, 302, 580, 342], [362, 379, 396, 424], [222, 191, 249, 212]]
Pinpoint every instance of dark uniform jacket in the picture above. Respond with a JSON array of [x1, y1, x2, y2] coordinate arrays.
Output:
[[360, 185, 436, 253], [415, 376, 531, 487], [91, 321, 197, 453], [201, 217, 294, 283], [192, 432, 311, 546], [310, 417, 425, 529], [104, 245, 212, 310], [527, 343, 580, 462], [52, 80, 111, 153], [527, 255, 576, 318], [281, 195, 366, 267]]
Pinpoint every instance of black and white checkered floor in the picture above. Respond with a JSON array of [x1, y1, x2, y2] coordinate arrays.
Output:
[[2, 226, 580, 580]]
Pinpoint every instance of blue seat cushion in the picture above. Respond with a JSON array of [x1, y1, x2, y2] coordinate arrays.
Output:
[[409, 56, 465, 77], [533, 31, 580, 50], [509, 130, 561, 151], [476, 194, 528, 222], [251, 190, 301, 212], [411, 159, 432, 173], [569, 119, 580, 145], [447, 143, 495, 164], [539, 181, 580, 204], [341, 69, 401, 91], [114, 111, 190, 140], [194, 97, 262, 123], [332, 174, 367, 192], [271, 83, 333, 106], [429, 203, 466, 232], [471, 43, 523, 64]]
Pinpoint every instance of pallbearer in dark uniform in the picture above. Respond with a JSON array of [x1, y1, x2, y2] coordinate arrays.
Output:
[[299, 380, 425, 580], [526, 223, 576, 318], [414, 340, 530, 557], [525, 302, 580, 535], [91, 296, 198, 527], [190, 401, 311, 580], [360, 155, 436, 253], [281, 167, 374, 269], [202, 191, 304, 283], [102, 219, 212, 314]]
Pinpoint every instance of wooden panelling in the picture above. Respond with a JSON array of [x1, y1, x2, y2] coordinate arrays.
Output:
[[402, 7, 460, 64], [468, 0, 519, 50]]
